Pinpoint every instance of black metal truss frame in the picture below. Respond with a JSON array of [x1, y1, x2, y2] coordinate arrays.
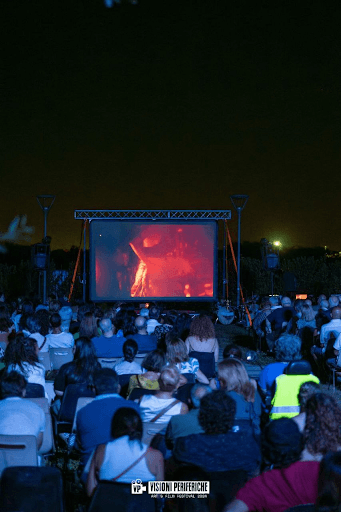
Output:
[[74, 210, 231, 221]]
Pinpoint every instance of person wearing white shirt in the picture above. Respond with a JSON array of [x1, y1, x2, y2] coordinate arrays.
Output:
[[4, 334, 47, 396], [320, 307, 341, 352], [313, 307, 341, 357], [0, 371, 45, 450], [45, 313, 74, 351], [146, 306, 162, 335]]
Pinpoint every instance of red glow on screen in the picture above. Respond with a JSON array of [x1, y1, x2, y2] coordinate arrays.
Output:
[[91, 222, 216, 300]]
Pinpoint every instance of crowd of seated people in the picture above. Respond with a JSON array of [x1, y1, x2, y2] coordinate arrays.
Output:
[[0, 294, 341, 511], [253, 293, 341, 373]]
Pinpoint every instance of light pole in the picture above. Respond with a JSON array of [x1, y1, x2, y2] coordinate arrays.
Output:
[[36, 195, 55, 304], [230, 194, 249, 308]]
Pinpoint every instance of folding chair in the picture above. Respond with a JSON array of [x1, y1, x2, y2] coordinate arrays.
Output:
[[38, 351, 51, 371], [0, 435, 37, 475], [49, 347, 73, 370], [58, 396, 94, 471], [0, 466, 64, 512], [26, 383, 45, 398], [128, 388, 157, 401], [53, 384, 95, 435], [181, 373, 196, 384], [26, 397, 54, 455], [97, 357, 121, 369], [118, 374, 133, 398], [134, 353, 148, 365], [174, 382, 194, 405]]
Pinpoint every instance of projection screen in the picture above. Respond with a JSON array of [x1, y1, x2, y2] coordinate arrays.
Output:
[[89, 220, 217, 301]]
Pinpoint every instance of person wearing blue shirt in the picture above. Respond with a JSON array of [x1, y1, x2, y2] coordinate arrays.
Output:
[[130, 316, 157, 353], [92, 318, 126, 357], [76, 368, 140, 475]]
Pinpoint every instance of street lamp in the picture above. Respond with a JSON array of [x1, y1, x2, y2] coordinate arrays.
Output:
[[260, 238, 280, 296], [36, 195, 55, 304], [230, 194, 249, 308]]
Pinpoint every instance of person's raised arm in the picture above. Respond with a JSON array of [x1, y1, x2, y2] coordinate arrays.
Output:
[[195, 369, 209, 384]]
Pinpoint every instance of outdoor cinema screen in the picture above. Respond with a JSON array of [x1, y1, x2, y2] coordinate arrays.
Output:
[[90, 220, 217, 301]]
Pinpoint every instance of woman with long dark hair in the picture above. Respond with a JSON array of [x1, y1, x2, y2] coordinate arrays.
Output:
[[53, 336, 101, 397], [185, 314, 219, 362], [77, 312, 99, 340], [86, 408, 164, 497], [4, 333, 46, 391]]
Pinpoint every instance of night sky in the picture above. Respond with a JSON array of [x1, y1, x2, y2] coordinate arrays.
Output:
[[2, 0, 341, 250]]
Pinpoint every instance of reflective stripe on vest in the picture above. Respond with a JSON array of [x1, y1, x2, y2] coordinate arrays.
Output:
[[271, 405, 300, 414], [270, 373, 320, 420]]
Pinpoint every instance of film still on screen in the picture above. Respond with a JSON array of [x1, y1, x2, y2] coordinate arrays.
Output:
[[91, 221, 216, 301]]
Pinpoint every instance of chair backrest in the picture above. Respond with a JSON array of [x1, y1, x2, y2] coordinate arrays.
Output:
[[174, 382, 194, 405], [26, 383, 45, 398], [0, 435, 37, 474], [88, 481, 155, 512], [49, 348, 73, 370], [25, 398, 54, 455], [0, 466, 64, 512], [118, 373, 133, 388], [118, 374, 133, 398], [134, 353, 148, 365], [181, 373, 196, 384], [58, 384, 95, 424], [97, 357, 121, 369], [71, 396, 95, 433], [189, 351, 216, 379], [38, 351, 51, 371], [128, 388, 157, 401], [285, 360, 312, 375], [142, 421, 168, 446]]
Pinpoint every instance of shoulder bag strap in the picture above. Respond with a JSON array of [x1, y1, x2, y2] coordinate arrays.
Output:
[[112, 446, 152, 482], [150, 399, 180, 423], [38, 337, 47, 351]]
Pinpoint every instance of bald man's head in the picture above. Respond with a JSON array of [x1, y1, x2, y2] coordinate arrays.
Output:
[[332, 307, 341, 320], [99, 318, 113, 335], [135, 315, 147, 332]]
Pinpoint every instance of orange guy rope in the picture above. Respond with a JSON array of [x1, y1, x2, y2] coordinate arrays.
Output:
[[225, 220, 252, 326]]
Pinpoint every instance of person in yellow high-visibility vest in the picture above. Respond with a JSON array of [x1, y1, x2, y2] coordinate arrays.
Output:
[[270, 372, 320, 420]]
